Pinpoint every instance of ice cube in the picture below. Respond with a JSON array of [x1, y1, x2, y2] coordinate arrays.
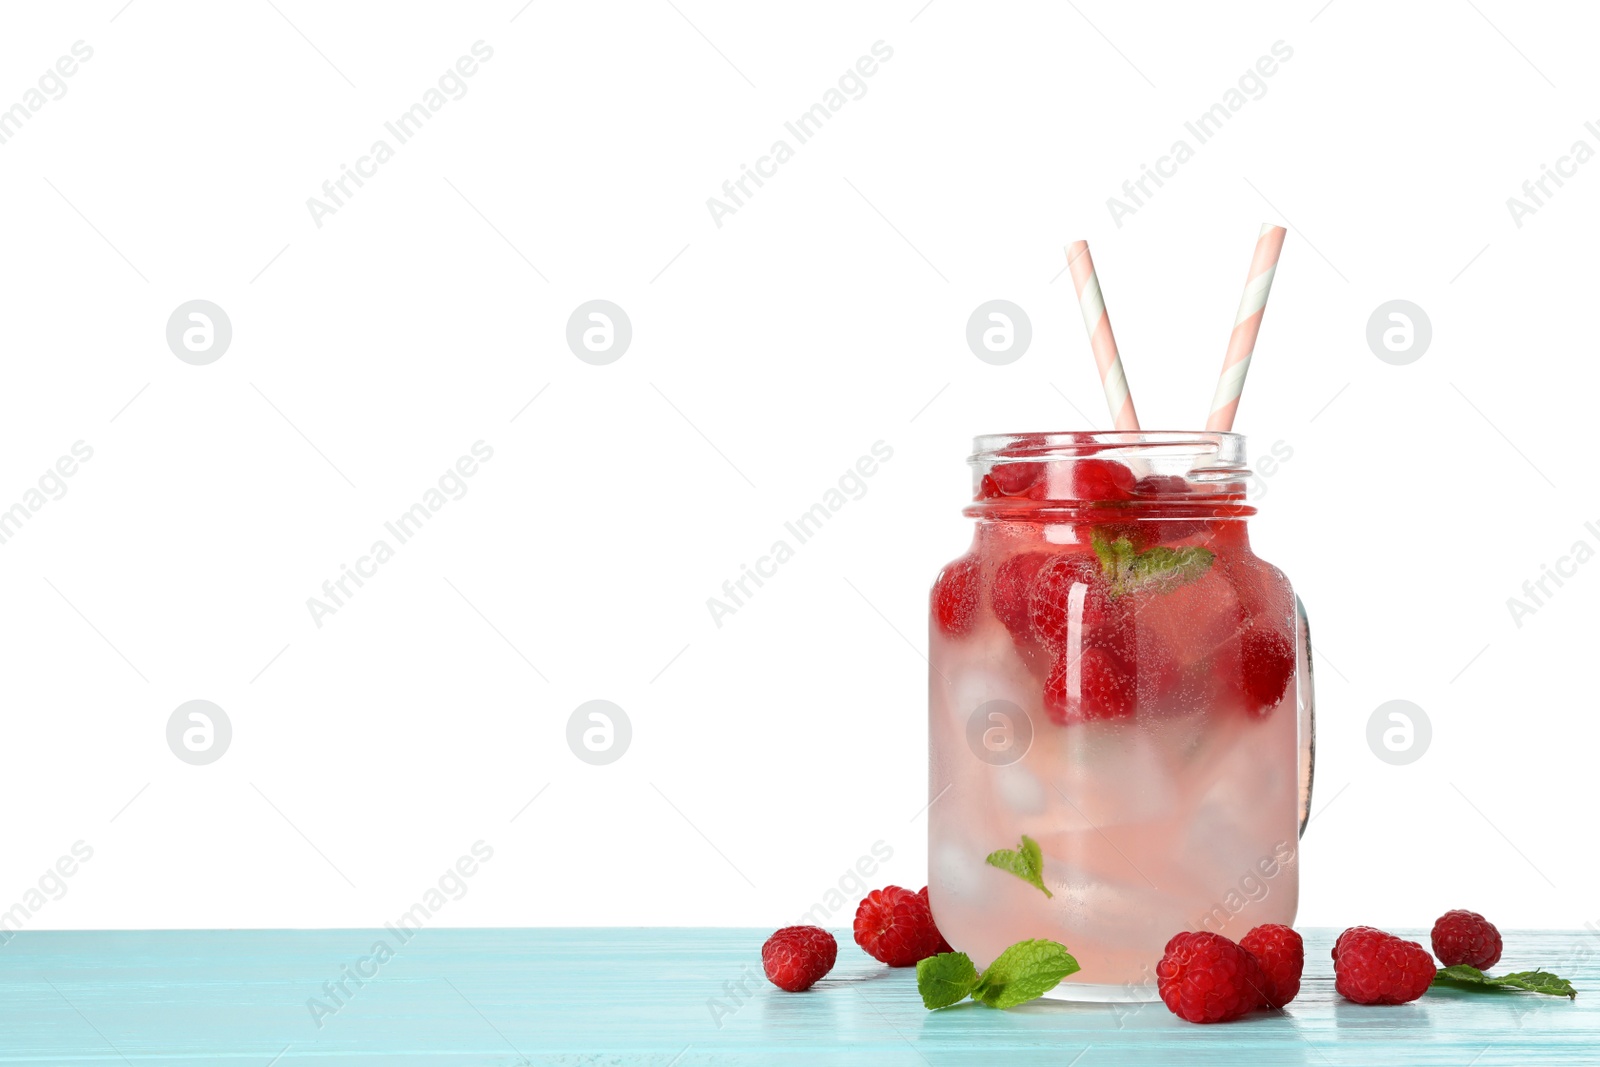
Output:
[[1045, 856, 1172, 941], [994, 763, 1046, 816], [1173, 803, 1264, 893], [932, 838, 988, 899], [1049, 724, 1177, 827]]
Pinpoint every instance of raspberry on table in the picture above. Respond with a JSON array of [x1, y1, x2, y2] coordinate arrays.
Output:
[[1240, 924, 1304, 1008], [1332, 926, 1436, 1005], [761, 926, 837, 992], [853, 885, 947, 967], [917, 886, 954, 955], [1431, 909, 1503, 970], [1331, 925, 1387, 962], [1165, 930, 1202, 955], [1156, 931, 1269, 1023], [931, 556, 981, 636]]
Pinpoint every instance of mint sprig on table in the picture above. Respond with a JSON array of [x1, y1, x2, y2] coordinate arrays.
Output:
[[917, 939, 1080, 1010], [986, 835, 1053, 898], [1432, 964, 1577, 999], [1091, 529, 1213, 598]]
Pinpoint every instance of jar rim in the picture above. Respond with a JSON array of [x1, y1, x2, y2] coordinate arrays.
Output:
[[970, 430, 1245, 464], [965, 431, 1256, 517]]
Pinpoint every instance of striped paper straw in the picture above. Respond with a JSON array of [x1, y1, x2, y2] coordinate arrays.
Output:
[[1066, 241, 1140, 431], [1206, 223, 1288, 432]]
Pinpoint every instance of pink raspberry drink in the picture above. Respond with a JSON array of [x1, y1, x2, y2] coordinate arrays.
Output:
[[927, 432, 1313, 1001]]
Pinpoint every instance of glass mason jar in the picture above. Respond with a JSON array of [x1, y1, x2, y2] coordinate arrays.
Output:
[[926, 432, 1313, 1001]]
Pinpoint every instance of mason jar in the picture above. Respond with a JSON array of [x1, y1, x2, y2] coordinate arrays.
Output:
[[926, 432, 1314, 1001]]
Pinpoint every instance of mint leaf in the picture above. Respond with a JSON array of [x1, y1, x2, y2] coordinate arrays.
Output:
[[985, 834, 1053, 898], [917, 939, 1080, 1011], [1090, 528, 1133, 577], [1129, 545, 1215, 594], [971, 939, 1080, 1008], [1090, 529, 1213, 597], [1432, 965, 1577, 999], [916, 951, 981, 1009], [1089, 529, 1137, 595]]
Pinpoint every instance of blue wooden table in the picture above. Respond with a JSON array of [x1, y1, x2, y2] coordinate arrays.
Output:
[[0, 928, 1592, 1064]]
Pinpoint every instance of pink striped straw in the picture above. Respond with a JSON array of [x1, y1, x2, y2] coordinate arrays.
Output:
[[1206, 223, 1288, 432], [1066, 241, 1139, 431]]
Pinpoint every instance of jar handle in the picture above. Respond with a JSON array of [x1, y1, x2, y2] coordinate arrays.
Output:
[[1295, 594, 1316, 839]]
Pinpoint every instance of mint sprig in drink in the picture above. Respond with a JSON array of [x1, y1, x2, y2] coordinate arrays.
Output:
[[925, 231, 1308, 1001]]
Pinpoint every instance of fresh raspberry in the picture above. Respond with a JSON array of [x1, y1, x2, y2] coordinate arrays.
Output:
[[991, 550, 1051, 644], [1164, 930, 1202, 955], [1157, 931, 1269, 1023], [854, 885, 946, 967], [1240, 924, 1304, 1008], [1431, 910, 1503, 970], [1331, 925, 1388, 964], [1133, 474, 1188, 496], [1239, 625, 1295, 715], [931, 556, 981, 636], [1043, 644, 1135, 725], [1071, 458, 1136, 502], [917, 887, 954, 954], [1332, 927, 1436, 1005], [761, 926, 836, 992], [1027, 553, 1109, 647], [981, 461, 1045, 499]]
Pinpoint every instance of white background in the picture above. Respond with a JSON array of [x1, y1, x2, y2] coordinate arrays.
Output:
[[0, 0, 1594, 935]]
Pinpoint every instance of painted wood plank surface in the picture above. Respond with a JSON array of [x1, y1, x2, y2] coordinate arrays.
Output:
[[0, 928, 1593, 1064]]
